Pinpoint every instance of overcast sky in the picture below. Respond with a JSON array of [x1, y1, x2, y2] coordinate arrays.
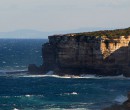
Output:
[[0, 0, 130, 32]]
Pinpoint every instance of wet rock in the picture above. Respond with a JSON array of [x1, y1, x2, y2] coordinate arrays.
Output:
[[103, 92, 130, 110], [123, 92, 130, 109], [103, 104, 124, 110], [28, 64, 40, 74]]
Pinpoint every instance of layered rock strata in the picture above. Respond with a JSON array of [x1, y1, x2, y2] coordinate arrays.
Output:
[[28, 28, 130, 76]]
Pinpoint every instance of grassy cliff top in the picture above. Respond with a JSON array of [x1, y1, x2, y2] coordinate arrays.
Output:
[[65, 27, 130, 38]]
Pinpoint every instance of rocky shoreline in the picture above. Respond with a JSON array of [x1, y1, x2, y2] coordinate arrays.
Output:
[[103, 92, 130, 110], [28, 27, 130, 77]]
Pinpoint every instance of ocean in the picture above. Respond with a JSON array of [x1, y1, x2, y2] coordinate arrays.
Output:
[[0, 39, 130, 110], [0, 39, 47, 70]]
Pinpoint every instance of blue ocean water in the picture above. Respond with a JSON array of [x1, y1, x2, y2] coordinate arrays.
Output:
[[0, 75, 130, 110], [0, 39, 48, 70], [0, 39, 130, 110]]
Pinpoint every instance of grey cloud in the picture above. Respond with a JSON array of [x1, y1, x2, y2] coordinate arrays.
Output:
[[0, 0, 129, 33]]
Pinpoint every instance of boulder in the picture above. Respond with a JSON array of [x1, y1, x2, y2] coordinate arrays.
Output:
[[122, 92, 130, 109]]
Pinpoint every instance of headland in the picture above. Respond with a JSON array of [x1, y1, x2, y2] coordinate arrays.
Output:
[[28, 27, 130, 77]]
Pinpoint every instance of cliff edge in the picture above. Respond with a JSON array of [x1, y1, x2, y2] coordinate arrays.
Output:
[[28, 27, 130, 76]]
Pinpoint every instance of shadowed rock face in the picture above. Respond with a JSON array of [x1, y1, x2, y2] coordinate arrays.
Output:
[[40, 34, 130, 76]]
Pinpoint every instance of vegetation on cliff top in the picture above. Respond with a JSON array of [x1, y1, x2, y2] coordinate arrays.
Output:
[[66, 27, 130, 38]]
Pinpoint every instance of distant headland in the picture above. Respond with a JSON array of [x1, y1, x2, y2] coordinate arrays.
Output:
[[28, 27, 130, 77]]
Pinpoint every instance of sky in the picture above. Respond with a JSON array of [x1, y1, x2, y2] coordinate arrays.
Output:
[[0, 0, 130, 33]]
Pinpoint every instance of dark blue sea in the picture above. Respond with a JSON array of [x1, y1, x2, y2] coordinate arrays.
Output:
[[0, 39, 130, 110]]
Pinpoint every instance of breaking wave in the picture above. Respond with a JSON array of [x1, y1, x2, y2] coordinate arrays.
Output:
[[114, 95, 127, 104], [0, 70, 126, 80], [18, 74, 126, 79]]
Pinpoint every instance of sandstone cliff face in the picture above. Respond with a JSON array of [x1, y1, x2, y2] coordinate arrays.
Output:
[[41, 34, 130, 76]]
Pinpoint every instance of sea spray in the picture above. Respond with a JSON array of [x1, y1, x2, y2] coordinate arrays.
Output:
[[114, 95, 128, 104]]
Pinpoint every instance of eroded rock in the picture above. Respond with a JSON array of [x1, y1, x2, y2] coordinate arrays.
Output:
[[41, 34, 130, 76], [28, 28, 130, 76]]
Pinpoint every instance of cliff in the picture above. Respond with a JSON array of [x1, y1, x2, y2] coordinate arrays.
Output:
[[28, 27, 130, 76]]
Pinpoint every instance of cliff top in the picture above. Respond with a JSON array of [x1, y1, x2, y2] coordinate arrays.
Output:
[[51, 27, 130, 39]]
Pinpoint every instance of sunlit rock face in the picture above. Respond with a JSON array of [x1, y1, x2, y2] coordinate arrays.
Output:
[[41, 33, 130, 76]]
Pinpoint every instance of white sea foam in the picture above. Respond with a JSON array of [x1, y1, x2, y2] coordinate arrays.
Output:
[[80, 74, 99, 79], [13, 108, 19, 110], [22, 108, 89, 110], [25, 94, 43, 97], [114, 95, 127, 104], [103, 75, 125, 79], [25, 95, 31, 97], [21, 74, 71, 78], [19, 74, 127, 79], [1, 95, 44, 99], [47, 108, 89, 110], [0, 69, 127, 79], [71, 92, 78, 95], [64, 92, 78, 96]]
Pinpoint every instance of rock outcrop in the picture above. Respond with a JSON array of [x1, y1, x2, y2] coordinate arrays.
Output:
[[28, 27, 130, 76], [103, 92, 130, 110]]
